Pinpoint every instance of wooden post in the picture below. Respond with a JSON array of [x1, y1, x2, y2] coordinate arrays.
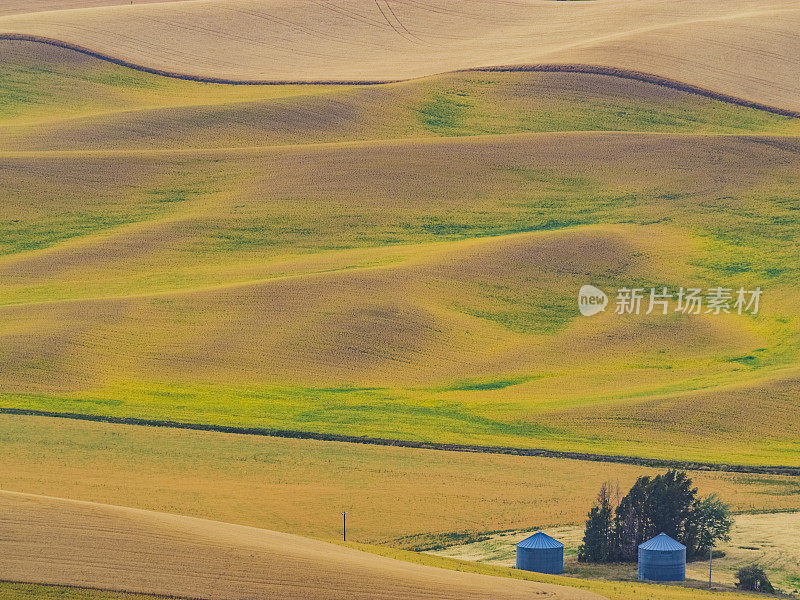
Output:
[[708, 545, 713, 590], [343, 511, 347, 542]]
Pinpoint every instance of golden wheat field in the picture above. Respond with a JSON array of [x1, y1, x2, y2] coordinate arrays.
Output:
[[1, 0, 800, 115], [0, 491, 609, 600], [1, 40, 800, 465], [3, 414, 800, 547], [1, 489, 783, 600], [6, 415, 798, 599]]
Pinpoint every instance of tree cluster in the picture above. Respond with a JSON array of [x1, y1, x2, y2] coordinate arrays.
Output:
[[578, 470, 732, 563]]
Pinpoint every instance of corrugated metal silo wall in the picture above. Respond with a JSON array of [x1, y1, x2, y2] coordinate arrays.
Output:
[[515, 546, 564, 574], [638, 547, 686, 581]]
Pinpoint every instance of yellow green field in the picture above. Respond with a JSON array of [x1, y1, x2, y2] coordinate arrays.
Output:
[[3, 414, 800, 548], [1, 41, 800, 466], [2, 416, 799, 600], [2, 4, 800, 600], [0, 582, 167, 600], [2, 39, 800, 151]]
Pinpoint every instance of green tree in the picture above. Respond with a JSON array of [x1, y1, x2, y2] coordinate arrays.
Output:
[[578, 481, 616, 562], [613, 475, 651, 561], [685, 493, 733, 558], [581, 470, 732, 563], [735, 565, 775, 593], [613, 470, 697, 560], [647, 470, 697, 540]]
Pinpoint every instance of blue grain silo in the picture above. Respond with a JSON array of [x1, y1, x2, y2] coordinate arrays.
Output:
[[516, 532, 564, 574], [638, 533, 686, 582]]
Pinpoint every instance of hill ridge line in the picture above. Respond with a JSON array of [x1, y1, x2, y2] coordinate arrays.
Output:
[[5, 131, 799, 161], [2, 407, 799, 476], [1, 33, 799, 119]]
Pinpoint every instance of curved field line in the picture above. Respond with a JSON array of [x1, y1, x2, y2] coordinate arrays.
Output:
[[2, 407, 799, 476], [1, 33, 800, 118], [0, 579, 202, 600], [0, 33, 401, 84]]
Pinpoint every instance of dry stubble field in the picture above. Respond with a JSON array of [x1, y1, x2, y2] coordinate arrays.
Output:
[[1, 0, 800, 114], [433, 513, 800, 594]]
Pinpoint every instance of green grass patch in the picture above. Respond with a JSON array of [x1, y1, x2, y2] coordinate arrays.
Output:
[[419, 89, 474, 135], [413, 73, 799, 139], [0, 383, 568, 447], [436, 376, 537, 392], [0, 173, 211, 256], [0, 581, 165, 600], [393, 528, 517, 552]]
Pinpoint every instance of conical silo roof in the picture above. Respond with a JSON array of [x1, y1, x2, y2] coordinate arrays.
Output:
[[517, 531, 564, 549], [639, 533, 686, 551]]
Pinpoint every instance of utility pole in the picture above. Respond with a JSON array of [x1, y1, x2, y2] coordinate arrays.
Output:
[[343, 511, 347, 542], [708, 545, 713, 590]]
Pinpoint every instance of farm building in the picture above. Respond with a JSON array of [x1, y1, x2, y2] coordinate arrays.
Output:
[[638, 533, 686, 582], [515, 532, 563, 574]]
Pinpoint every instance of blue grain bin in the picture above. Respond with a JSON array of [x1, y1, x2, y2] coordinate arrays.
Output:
[[638, 533, 686, 582], [516, 532, 564, 574]]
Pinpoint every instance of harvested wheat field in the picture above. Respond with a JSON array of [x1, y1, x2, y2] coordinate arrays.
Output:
[[0, 489, 787, 600], [0, 490, 606, 600], [0, 1, 185, 18], [3, 39, 800, 151], [0, 0, 800, 115], [3, 414, 800, 548]]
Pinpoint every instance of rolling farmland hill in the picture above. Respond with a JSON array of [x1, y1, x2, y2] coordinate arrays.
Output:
[[0, 0, 799, 115], [0, 40, 799, 465], [0, 1, 185, 18], [0, 489, 791, 600], [1, 3, 800, 599], [0, 490, 606, 600]]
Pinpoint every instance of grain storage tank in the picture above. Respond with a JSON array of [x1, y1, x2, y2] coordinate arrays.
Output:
[[638, 533, 686, 582], [516, 532, 563, 574]]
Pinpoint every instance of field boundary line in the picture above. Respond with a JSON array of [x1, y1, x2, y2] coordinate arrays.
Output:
[[1, 34, 799, 118], [0, 578, 208, 600], [2, 407, 799, 476], [0, 33, 399, 85]]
